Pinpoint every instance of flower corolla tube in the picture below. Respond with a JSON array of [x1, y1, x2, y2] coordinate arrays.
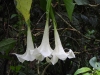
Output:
[[36, 21, 53, 59]]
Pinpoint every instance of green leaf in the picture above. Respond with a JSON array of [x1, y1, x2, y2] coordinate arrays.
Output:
[[96, 70, 100, 75], [83, 73, 90, 75], [10, 14, 17, 19], [74, 67, 91, 75], [40, 0, 47, 11], [10, 65, 22, 73], [63, 0, 75, 20], [16, 65, 22, 73], [89, 57, 100, 71], [74, 0, 89, 5], [0, 38, 16, 54], [15, 0, 32, 22], [10, 66, 15, 71]]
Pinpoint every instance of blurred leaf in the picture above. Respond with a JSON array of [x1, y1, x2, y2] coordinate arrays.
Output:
[[19, 72, 26, 75], [10, 14, 17, 19], [74, 0, 89, 5], [89, 16, 98, 27], [40, 0, 46, 11], [16, 65, 22, 73], [81, 14, 88, 23], [28, 70, 35, 75], [15, 0, 32, 22], [83, 73, 90, 75], [10, 65, 22, 73], [63, 0, 75, 20], [72, 16, 79, 26], [0, 38, 16, 54], [10, 66, 15, 71], [89, 57, 100, 71], [96, 70, 100, 75], [74, 67, 91, 75], [95, 0, 100, 4]]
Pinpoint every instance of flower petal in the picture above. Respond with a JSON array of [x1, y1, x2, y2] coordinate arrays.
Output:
[[31, 49, 44, 61], [67, 49, 75, 58], [13, 51, 34, 63], [50, 53, 58, 65], [54, 29, 68, 60], [27, 27, 34, 51], [13, 27, 35, 62], [37, 23, 53, 57]]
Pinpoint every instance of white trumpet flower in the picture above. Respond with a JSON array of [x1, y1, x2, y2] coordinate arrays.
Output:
[[36, 22, 53, 58], [50, 28, 75, 65], [13, 27, 35, 63]]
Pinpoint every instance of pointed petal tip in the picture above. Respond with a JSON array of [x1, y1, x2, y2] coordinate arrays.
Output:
[[12, 53, 25, 63], [51, 57, 58, 65], [67, 49, 75, 58], [12, 52, 36, 63], [46, 56, 58, 65]]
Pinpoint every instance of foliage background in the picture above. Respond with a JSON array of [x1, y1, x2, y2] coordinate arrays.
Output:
[[0, 0, 100, 75]]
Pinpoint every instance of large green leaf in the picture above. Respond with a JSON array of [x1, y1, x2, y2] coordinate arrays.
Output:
[[74, 67, 91, 75], [15, 0, 32, 22], [0, 38, 16, 54], [63, 0, 75, 20], [89, 57, 100, 71], [74, 0, 89, 5]]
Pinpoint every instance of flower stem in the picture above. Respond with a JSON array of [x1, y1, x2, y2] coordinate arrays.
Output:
[[50, 6, 58, 36]]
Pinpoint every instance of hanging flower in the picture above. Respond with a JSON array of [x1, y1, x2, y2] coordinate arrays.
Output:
[[36, 21, 53, 59], [13, 27, 36, 63], [50, 28, 75, 65], [32, 0, 53, 61]]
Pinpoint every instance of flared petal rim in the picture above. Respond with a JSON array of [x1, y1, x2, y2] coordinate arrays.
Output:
[[54, 28, 68, 60], [13, 50, 35, 63], [13, 27, 35, 63]]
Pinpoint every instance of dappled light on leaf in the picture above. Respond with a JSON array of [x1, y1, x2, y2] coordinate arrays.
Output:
[[89, 57, 100, 71]]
